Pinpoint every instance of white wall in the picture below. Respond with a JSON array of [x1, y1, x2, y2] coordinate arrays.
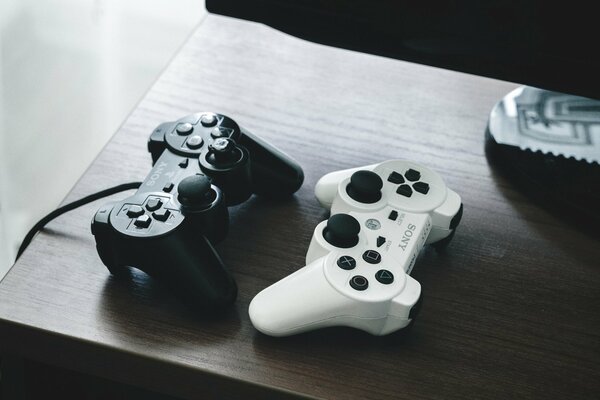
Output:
[[0, 0, 204, 278]]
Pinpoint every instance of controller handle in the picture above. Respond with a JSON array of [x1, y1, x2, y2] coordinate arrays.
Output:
[[141, 233, 237, 312], [314, 164, 378, 209], [93, 210, 237, 312], [237, 127, 304, 197], [249, 258, 356, 336]]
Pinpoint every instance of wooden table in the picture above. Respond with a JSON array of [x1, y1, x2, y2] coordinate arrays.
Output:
[[1, 15, 598, 400]]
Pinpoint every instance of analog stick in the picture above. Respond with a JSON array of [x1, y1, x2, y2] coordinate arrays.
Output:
[[346, 170, 383, 203], [323, 214, 360, 248], [207, 138, 241, 166], [177, 174, 216, 207]]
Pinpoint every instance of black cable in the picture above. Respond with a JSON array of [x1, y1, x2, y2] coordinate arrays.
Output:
[[16, 181, 142, 260]]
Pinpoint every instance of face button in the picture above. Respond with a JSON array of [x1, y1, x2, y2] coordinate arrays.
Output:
[[323, 214, 360, 248], [186, 135, 204, 149], [375, 269, 394, 284], [413, 181, 430, 194], [211, 126, 231, 138], [176, 123, 194, 135], [405, 169, 421, 181], [350, 275, 369, 291], [362, 250, 381, 264], [337, 256, 356, 270], [388, 210, 398, 220], [146, 198, 163, 211], [346, 170, 383, 204], [133, 214, 151, 228], [178, 158, 189, 168], [126, 205, 144, 218], [388, 171, 405, 184], [177, 174, 216, 207], [200, 113, 218, 127], [152, 208, 171, 222], [397, 184, 413, 197], [163, 182, 174, 193], [376, 236, 386, 247]]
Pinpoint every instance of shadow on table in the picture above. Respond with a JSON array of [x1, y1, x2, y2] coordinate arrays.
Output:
[[97, 270, 242, 347]]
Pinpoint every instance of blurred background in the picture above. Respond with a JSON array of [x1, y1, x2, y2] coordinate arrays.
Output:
[[0, 0, 204, 278]]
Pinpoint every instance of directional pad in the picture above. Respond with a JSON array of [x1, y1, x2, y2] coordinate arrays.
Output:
[[152, 208, 171, 222], [133, 215, 151, 228], [146, 198, 163, 211], [126, 205, 144, 218], [387, 171, 404, 184], [405, 169, 421, 181], [413, 181, 429, 194], [396, 184, 413, 197]]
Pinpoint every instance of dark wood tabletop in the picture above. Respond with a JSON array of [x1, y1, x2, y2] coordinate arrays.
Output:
[[1, 14, 598, 400]]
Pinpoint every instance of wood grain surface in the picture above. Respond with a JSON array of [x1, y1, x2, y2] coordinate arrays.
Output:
[[1, 15, 599, 400]]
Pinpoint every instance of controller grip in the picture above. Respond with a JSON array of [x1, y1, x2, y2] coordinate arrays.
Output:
[[237, 127, 304, 196], [249, 259, 356, 336], [147, 234, 237, 313], [314, 164, 378, 208], [97, 226, 237, 313]]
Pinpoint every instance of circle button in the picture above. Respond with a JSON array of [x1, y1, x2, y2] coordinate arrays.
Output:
[[350, 275, 369, 291], [336, 256, 356, 270]]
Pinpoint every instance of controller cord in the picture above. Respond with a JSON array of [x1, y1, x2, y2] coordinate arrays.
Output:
[[16, 181, 142, 260]]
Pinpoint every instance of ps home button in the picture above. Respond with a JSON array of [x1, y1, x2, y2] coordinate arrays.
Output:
[[375, 269, 394, 284]]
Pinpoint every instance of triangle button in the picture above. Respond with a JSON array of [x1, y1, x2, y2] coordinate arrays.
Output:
[[375, 269, 394, 284]]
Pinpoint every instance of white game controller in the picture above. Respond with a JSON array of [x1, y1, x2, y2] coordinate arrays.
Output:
[[249, 160, 463, 336]]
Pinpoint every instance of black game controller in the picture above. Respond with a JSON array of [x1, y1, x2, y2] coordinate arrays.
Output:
[[91, 112, 304, 313]]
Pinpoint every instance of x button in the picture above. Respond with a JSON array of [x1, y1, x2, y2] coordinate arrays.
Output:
[[337, 256, 356, 270]]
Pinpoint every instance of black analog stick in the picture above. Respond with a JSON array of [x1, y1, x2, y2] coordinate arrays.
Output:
[[346, 170, 383, 203], [323, 214, 360, 248], [177, 175, 215, 207], [207, 138, 240, 165]]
